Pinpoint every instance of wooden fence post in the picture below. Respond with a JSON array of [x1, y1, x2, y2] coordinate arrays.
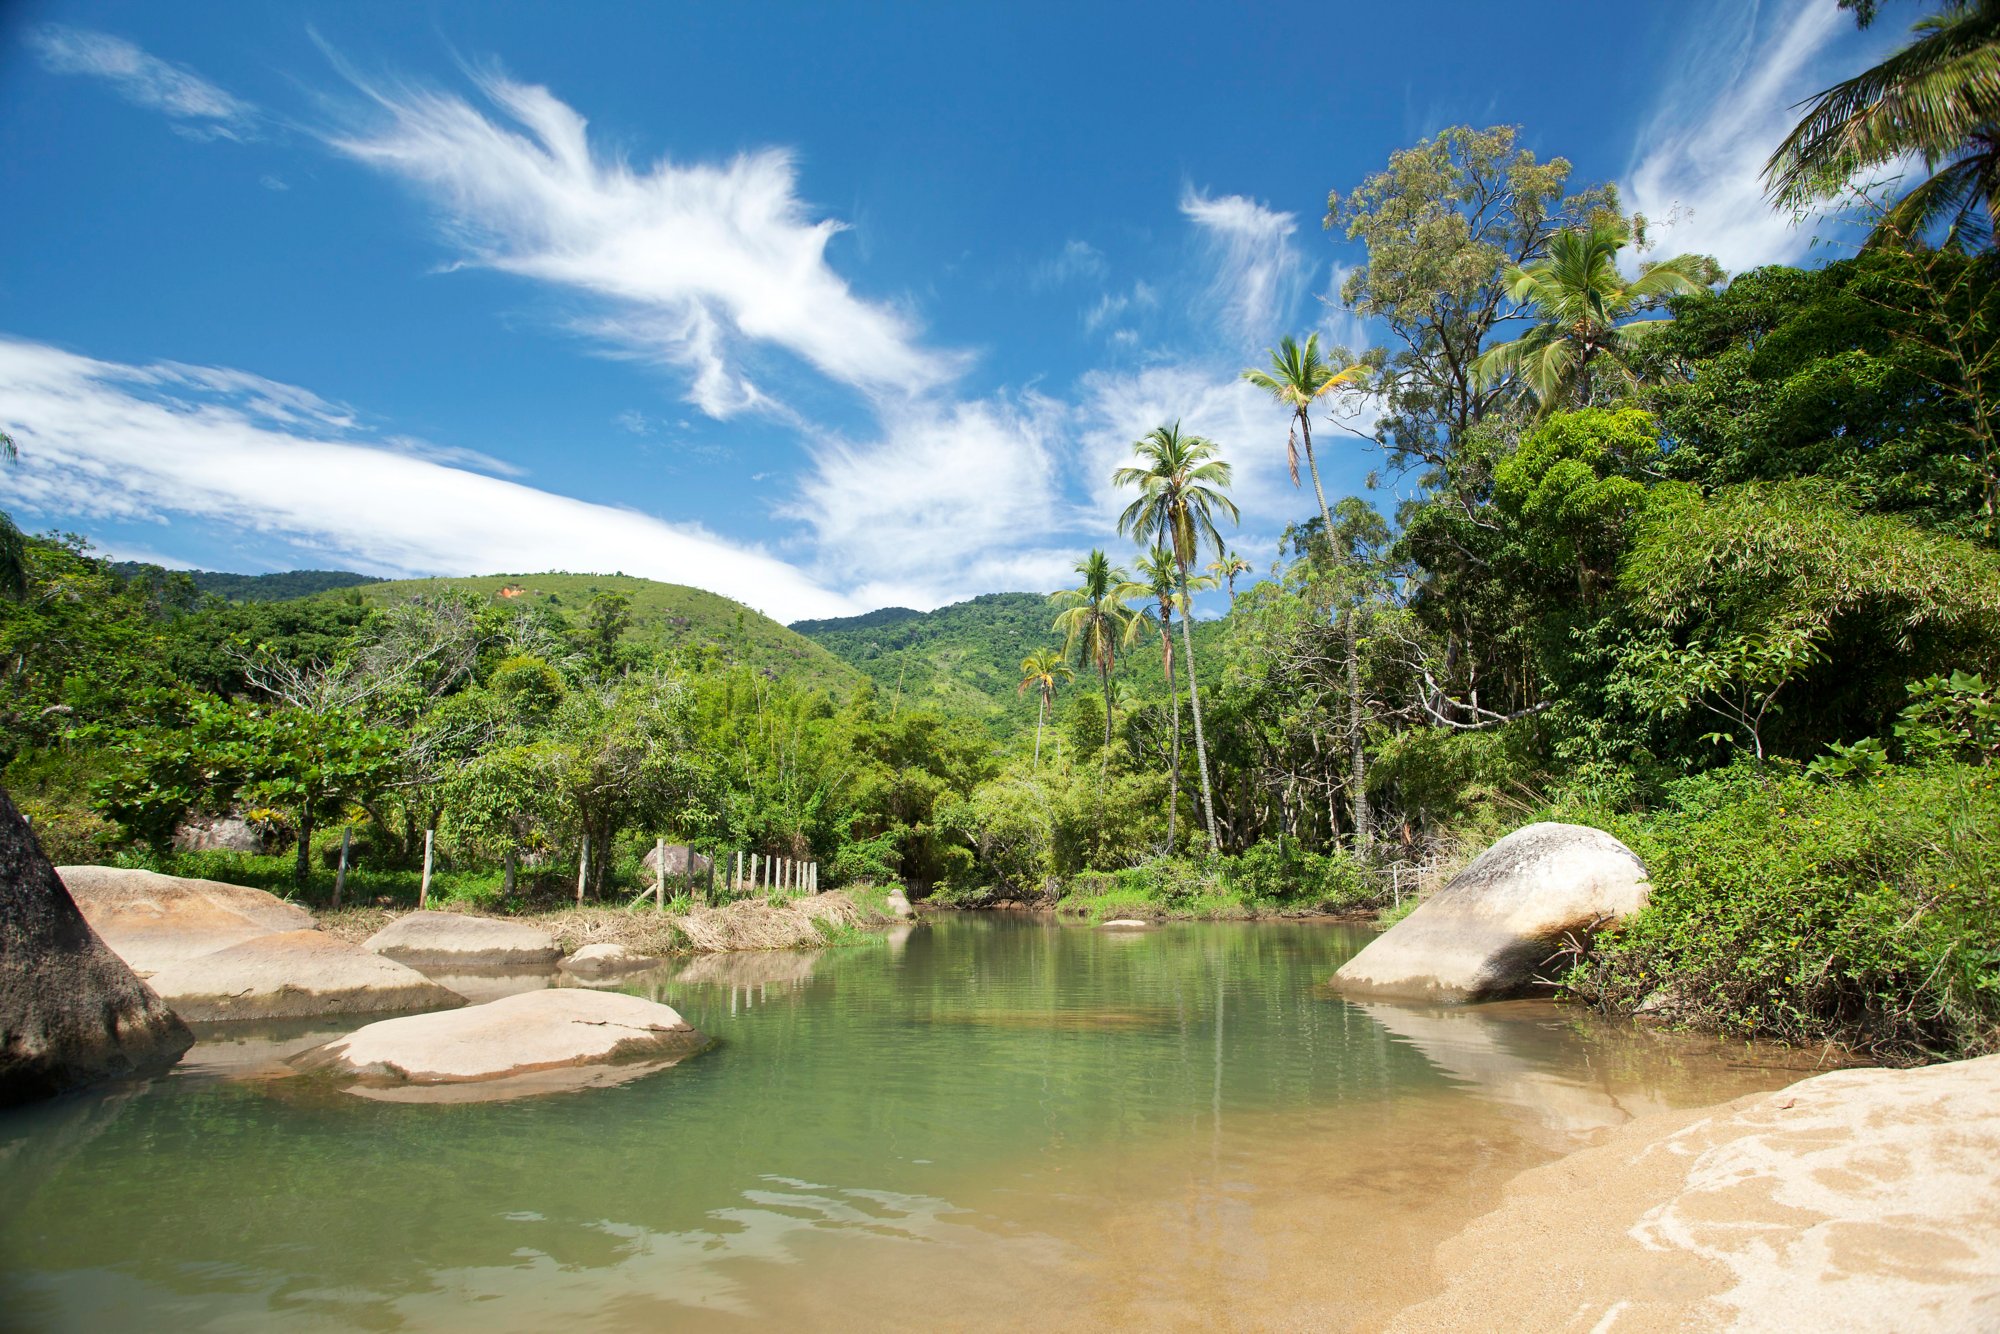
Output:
[[419, 828, 434, 908], [334, 826, 351, 908], [734, 849, 743, 896], [655, 837, 666, 910], [576, 834, 589, 905], [703, 850, 715, 905]]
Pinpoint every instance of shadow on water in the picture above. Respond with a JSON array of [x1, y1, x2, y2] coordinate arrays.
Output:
[[0, 914, 1815, 1331]]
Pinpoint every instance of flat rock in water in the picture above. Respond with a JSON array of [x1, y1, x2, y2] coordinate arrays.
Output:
[[1333, 822, 1647, 1002], [58, 865, 315, 977], [559, 942, 656, 975], [290, 989, 706, 1102], [2, 797, 193, 1104], [144, 930, 465, 1022], [1391, 1053, 2000, 1332], [1099, 919, 1150, 929], [363, 911, 560, 968]]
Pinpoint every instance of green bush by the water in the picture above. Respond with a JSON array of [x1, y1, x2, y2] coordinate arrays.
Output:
[[1047, 844, 1376, 922], [1561, 761, 1999, 1062]]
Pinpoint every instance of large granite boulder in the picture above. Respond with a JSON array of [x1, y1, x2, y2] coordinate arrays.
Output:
[[171, 813, 270, 855], [2, 795, 193, 1105], [290, 989, 707, 1102], [1333, 822, 1648, 1002], [641, 843, 712, 880], [884, 886, 914, 920], [144, 931, 465, 1022], [59, 865, 314, 977], [363, 911, 560, 969]]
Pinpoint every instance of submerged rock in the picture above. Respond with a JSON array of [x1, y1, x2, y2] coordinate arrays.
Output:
[[59, 865, 314, 977], [1099, 919, 1150, 929], [1391, 1053, 2000, 1331], [290, 989, 706, 1102], [363, 911, 560, 969], [2, 795, 193, 1105], [1333, 822, 1647, 1003], [144, 930, 465, 1022], [559, 942, 657, 976]]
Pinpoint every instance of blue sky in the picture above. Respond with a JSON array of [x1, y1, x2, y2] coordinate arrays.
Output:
[[0, 1, 1896, 622]]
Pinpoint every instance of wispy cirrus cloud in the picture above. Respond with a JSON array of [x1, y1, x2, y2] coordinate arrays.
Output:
[[1179, 188, 1308, 345], [1624, 0, 1900, 273], [0, 338, 858, 622], [323, 67, 962, 419], [29, 25, 258, 140]]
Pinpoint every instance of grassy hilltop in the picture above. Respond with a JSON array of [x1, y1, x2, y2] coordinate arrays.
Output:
[[353, 572, 865, 697]]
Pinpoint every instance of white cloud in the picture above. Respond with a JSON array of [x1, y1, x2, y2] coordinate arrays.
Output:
[[1034, 239, 1108, 288], [787, 395, 1083, 608], [1179, 188, 1307, 344], [1625, 0, 1890, 273], [324, 68, 960, 418], [30, 25, 257, 140], [0, 338, 858, 623]]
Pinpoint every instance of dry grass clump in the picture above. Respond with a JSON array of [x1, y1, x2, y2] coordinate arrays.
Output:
[[675, 891, 858, 953]]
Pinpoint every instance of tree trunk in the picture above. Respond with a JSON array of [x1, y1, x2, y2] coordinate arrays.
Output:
[[1301, 415, 1336, 539], [294, 808, 313, 893], [1034, 692, 1046, 769], [1344, 608, 1372, 853], [1178, 575, 1220, 849], [1163, 627, 1180, 853]]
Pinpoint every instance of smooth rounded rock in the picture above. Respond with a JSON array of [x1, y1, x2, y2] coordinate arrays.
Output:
[[559, 942, 657, 975], [58, 865, 315, 977], [1333, 822, 1648, 1003], [363, 911, 560, 968], [884, 886, 915, 920], [145, 930, 465, 1022], [1099, 918, 1150, 929], [290, 989, 706, 1101], [3, 799, 193, 1105]]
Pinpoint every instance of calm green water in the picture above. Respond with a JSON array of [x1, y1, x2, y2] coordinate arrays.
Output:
[[0, 916, 1807, 1331]]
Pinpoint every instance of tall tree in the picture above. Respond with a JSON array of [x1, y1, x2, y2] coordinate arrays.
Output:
[[1134, 546, 1215, 851], [1242, 333, 1368, 532], [1114, 424, 1239, 848], [1766, 0, 2000, 247], [1050, 551, 1136, 757], [1327, 125, 1617, 480], [1472, 219, 1712, 411], [1016, 648, 1072, 770], [1208, 550, 1252, 602]]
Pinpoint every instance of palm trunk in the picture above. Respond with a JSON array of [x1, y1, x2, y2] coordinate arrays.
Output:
[[1344, 607, 1372, 853], [1033, 692, 1047, 769], [1164, 631, 1181, 853], [1100, 661, 1113, 753], [1178, 574, 1219, 849], [1301, 415, 1335, 539]]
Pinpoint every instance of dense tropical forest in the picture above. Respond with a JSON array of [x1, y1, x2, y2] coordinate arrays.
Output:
[[4, 2, 1997, 1061]]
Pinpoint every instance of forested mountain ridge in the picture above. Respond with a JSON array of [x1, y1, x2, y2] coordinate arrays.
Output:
[[109, 565, 384, 603], [793, 593, 1053, 733]]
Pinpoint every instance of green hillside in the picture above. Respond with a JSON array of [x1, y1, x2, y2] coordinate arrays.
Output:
[[354, 573, 865, 696], [111, 565, 384, 603], [793, 593, 1057, 733]]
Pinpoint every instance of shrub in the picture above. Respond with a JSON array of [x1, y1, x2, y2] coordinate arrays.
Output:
[[1565, 760, 1999, 1062], [1222, 840, 1368, 907]]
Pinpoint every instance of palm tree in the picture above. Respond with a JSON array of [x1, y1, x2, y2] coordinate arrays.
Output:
[[1242, 333, 1366, 537], [1016, 649, 1071, 770], [1207, 550, 1252, 603], [1114, 424, 1239, 849], [1766, 1, 2000, 248], [0, 430, 22, 601], [1050, 550, 1137, 757], [1470, 219, 1710, 411], [1134, 545, 1215, 851]]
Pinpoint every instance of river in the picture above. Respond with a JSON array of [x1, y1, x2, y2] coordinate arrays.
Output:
[[0, 914, 1819, 1330]]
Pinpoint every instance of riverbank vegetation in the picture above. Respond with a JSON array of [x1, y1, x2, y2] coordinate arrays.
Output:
[[3, 3, 1996, 1059]]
